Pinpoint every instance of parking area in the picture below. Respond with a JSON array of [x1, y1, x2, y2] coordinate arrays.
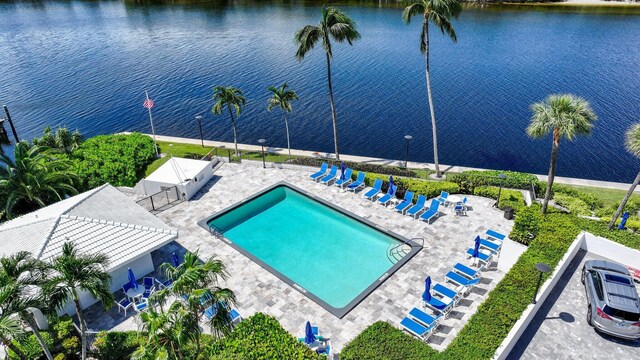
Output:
[[509, 249, 640, 359]]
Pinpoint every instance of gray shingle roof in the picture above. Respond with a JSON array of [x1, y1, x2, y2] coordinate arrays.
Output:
[[0, 184, 177, 270]]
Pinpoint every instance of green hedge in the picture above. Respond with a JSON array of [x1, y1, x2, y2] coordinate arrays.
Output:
[[340, 321, 436, 360], [553, 193, 591, 216], [448, 170, 539, 193], [473, 186, 525, 213], [510, 204, 543, 245], [207, 313, 320, 359], [93, 331, 144, 360], [549, 184, 603, 210], [71, 133, 156, 190]]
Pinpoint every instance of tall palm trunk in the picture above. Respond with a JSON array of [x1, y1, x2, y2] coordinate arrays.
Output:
[[2, 336, 27, 360], [284, 114, 292, 161], [423, 17, 441, 178], [609, 171, 640, 229], [542, 129, 561, 214], [227, 107, 238, 156], [325, 52, 340, 161], [72, 293, 87, 360], [22, 312, 53, 360]]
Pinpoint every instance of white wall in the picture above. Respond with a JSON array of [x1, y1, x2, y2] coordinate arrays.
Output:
[[581, 232, 640, 269], [182, 165, 214, 200], [59, 254, 154, 317]]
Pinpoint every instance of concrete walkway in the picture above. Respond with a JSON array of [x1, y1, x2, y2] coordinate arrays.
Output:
[[125, 132, 638, 192]]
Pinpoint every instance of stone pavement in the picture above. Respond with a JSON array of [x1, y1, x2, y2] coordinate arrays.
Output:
[[509, 250, 640, 359], [85, 162, 515, 354]]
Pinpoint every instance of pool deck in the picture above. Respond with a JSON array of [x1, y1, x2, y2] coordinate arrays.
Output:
[[127, 132, 639, 192], [84, 162, 514, 354]]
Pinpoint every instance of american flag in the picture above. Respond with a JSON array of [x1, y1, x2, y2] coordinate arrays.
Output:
[[143, 98, 154, 109]]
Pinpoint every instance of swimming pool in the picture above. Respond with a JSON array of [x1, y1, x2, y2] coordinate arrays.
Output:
[[198, 182, 421, 318]]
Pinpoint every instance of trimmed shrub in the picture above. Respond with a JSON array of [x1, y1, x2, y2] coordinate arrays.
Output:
[[553, 193, 591, 216], [92, 331, 143, 360], [448, 170, 539, 193], [207, 313, 320, 359], [341, 321, 436, 360], [473, 186, 525, 213], [510, 204, 543, 245], [71, 133, 156, 189], [357, 172, 460, 200]]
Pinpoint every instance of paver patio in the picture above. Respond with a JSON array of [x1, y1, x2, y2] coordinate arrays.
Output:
[[85, 162, 515, 354]]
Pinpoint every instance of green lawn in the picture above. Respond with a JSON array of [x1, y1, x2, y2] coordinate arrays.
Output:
[[565, 184, 637, 208]]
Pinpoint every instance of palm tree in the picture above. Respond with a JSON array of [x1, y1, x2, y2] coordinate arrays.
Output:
[[0, 252, 53, 360], [295, 7, 360, 161], [32, 127, 83, 154], [0, 285, 25, 360], [212, 86, 246, 156], [267, 83, 299, 161], [44, 243, 114, 360], [0, 141, 78, 219], [132, 301, 199, 360], [402, 0, 462, 178], [156, 250, 236, 354], [609, 123, 640, 229], [527, 94, 597, 214]]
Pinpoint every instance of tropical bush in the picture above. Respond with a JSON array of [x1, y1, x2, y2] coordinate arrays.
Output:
[[552, 193, 591, 216], [448, 170, 539, 193], [32, 126, 83, 154], [71, 133, 156, 189], [206, 313, 320, 359], [510, 204, 543, 245], [8, 332, 56, 360], [93, 331, 143, 360], [473, 186, 525, 213]]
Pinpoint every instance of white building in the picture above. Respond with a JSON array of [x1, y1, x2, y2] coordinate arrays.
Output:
[[139, 157, 217, 200], [0, 184, 178, 316]]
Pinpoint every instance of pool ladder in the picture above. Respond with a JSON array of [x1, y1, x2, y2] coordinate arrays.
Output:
[[387, 238, 423, 264], [208, 224, 225, 239]]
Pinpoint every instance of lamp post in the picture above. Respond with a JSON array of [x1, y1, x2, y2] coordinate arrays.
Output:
[[404, 135, 413, 168], [496, 173, 507, 208], [258, 138, 266, 169], [532, 262, 551, 304], [195, 115, 204, 147]]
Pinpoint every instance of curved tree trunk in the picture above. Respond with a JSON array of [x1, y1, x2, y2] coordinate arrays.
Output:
[[284, 114, 291, 161], [2, 336, 27, 360], [609, 170, 640, 229], [542, 129, 561, 214], [325, 52, 340, 161], [227, 106, 238, 156], [423, 20, 441, 178], [72, 293, 87, 360], [23, 312, 54, 360]]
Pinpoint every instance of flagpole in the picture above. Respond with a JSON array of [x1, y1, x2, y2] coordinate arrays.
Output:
[[145, 90, 159, 157]]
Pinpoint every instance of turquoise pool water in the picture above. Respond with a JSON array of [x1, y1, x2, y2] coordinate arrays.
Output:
[[208, 185, 400, 309]]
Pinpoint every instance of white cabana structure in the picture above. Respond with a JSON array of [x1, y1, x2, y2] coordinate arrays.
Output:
[[139, 157, 217, 200], [0, 184, 178, 315]]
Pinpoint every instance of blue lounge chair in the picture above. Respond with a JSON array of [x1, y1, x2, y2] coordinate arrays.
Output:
[[446, 271, 481, 294], [419, 200, 440, 224], [406, 195, 427, 218], [435, 191, 450, 206], [394, 191, 414, 213], [334, 168, 353, 188], [310, 163, 328, 181], [485, 229, 506, 242], [465, 248, 494, 268], [316, 342, 331, 356], [480, 238, 501, 253], [320, 165, 338, 185], [400, 316, 437, 342], [377, 184, 397, 206], [433, 283, 461, 305], [408, 307, 441, 329], [347, 172, 366, 192], [364, 179, 383, 201], [453, 263, 480, 279], [423, 293, 453, 317]]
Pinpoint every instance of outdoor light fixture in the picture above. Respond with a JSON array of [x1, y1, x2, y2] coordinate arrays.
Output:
[[258, 138, 267, 168], [532, 262, 551, 304], [496, 173, 508, 208], [195, 115, 204, 147], [404, 135, 413, 169]]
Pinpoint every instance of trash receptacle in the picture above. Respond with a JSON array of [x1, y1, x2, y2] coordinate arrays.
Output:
[[504, 207, 514, 220]]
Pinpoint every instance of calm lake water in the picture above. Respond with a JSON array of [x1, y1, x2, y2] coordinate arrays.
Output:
[[1, 1, 639, 182]]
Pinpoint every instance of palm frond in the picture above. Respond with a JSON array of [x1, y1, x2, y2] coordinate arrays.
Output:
[[626, 124, 640, 158], [294, 25, 322, 60]]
